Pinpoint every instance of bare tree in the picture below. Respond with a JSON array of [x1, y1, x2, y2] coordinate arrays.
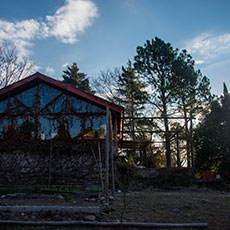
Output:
[[92, 67, 120, 103], [0, 43, 33, 88]]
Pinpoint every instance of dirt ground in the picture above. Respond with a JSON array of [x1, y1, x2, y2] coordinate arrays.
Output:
[[109, 188, 230, 230], [0, 187, 229, 230]]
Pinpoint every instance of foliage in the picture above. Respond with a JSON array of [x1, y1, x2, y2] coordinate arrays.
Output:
[[0, 43, 32, 88], [62, 62, 94, 94], [194, 84, 230, 177]]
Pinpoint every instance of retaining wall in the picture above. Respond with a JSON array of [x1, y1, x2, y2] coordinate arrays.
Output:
[[0, 140, 105, 187]]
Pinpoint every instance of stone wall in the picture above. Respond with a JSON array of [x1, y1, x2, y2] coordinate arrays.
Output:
[[115, 163, 195, 189], [0, 140, 105, 187]]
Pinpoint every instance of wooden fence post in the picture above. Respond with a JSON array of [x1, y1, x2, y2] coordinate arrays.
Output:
[[176, 126, 181, 167], [105, 107, 110, 203]]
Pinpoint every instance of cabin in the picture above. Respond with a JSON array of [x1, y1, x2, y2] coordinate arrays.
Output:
[[0, 72, 124, 187]]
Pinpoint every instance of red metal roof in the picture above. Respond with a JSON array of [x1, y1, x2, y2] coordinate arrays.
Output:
[[0, 72, 124, 113]]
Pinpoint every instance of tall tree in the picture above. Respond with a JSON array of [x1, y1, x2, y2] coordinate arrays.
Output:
[[62, 62, 94, 94], [172, 50, 212, 167], [194, 83, 230, 176], [134, 37, 178, 167], [114, 60, 148, 140], [0, 43, 32, 88]]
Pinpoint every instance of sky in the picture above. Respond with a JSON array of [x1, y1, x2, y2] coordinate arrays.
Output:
[[0, 0, 230, 96]]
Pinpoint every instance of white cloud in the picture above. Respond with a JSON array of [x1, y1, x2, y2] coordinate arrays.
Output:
[[62, 62, 69, 68], [46, 0, 98, 44], [45, 66, 56, 76], [0, 19, 41, 57], [185, 33, 230, 65], [195, 60, 205, 65], [0, 0, 98, 62]]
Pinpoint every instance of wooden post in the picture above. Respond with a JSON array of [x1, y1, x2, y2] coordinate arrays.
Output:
[[110, 113, 116, 194], [98, 142, 104, 189], [114, 116, 118, 146], [105, 107, 110, 203], [176, 126, 181, 167], [190, 114, 195, 169], [48, 140, 52, 187]]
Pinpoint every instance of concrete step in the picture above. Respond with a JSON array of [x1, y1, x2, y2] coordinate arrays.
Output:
[[0, 205, 100, 214]]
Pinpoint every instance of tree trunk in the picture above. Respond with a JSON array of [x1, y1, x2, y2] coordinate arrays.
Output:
[[182, 98, 191, 167], [162, 97, 171, 168], [164, 117, 171, 168], [176, 126, 181, 167]]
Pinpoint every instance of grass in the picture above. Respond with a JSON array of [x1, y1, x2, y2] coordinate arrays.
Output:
[[0, 186, 102, 194]]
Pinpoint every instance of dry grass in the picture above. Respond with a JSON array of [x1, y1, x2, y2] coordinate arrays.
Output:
[[0, 187, 229, 230], [107, 188, 230, 230]]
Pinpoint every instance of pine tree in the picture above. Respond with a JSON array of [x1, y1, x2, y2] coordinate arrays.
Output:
[[172, 50, 212, 167], [194, 83, 230, 177], [114, 60, 148, 140], [62, 63, 94, 94], [134, 37, 178, 167]]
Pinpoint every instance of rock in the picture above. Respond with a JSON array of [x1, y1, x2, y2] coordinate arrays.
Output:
[[84, 215, 96, 221], [172, 208, 179, 212], [99, 196, 105, 202], [109, 196, 114, 201], [6, 193, 17, 198], [56, 194, 65, 200]]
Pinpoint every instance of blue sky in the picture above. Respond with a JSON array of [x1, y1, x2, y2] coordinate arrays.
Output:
[[0, 0, 230, 95]]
